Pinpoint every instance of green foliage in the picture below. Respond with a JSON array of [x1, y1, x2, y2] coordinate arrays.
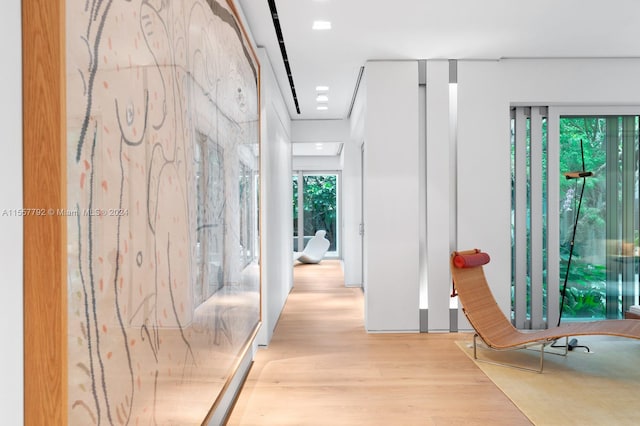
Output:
[[559, 117, 608, 247], [560, 259, 606, 318], [563, 285, 606, 318], [557, 118, 608, 319], [292, 174, 337, 249]]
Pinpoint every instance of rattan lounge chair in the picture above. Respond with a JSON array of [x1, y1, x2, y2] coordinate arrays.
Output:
[[450, 249, 640, 372]]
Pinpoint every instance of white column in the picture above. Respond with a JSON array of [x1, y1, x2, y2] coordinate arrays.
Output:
[[513, 107, 528, 328], [363, 61, 420, 332], [530, 107, 545, 329], [456, 61, 511, 323], [546, 108, 560, 327], [425, 60, 452, 332]]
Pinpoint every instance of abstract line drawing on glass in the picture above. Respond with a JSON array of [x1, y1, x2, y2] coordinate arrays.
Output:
[[66, 1, 260, 424]]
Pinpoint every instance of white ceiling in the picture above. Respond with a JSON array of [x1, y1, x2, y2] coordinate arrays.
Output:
[[238, 0, 640, 121]]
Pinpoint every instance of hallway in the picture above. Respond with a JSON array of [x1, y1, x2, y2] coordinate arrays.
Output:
[[227, 260, 531, 425]]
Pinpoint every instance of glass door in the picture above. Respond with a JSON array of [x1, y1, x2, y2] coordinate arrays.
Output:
[[292, 172, 340, 257], [558, 115, 639, 320]]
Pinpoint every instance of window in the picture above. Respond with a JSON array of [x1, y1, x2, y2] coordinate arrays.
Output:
[[511, 107, 548, 328], [558, 116, 639, 320], [292, 172, 339, 256], [512, 107, 640, 327], [239, 161, 254, 267], [194, 132, 225, 305]]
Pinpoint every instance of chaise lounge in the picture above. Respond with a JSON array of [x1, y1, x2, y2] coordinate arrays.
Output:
[[450, 248, 640, 372], [294, 230, 330, 264]]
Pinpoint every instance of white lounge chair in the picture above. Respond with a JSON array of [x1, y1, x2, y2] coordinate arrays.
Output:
[[294, 230, 330, 264]]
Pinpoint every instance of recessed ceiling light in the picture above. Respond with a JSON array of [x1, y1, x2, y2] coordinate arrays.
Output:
[[312, 20, 332, 30], [315, 143, 324, 149], [317, 105, 329, 111], [316, 85, 329, 92], [316, 94, 329, 102]]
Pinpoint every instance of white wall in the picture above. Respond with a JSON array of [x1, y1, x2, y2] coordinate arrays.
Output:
[[292, 155, 341, 171], [256, 48, 294, 346], [456, 58, 640, 319], [0, 1, 23, 423], [363, 61, 420, 332], [291, 119, 349, 144], [290, 120, 346, 178], [343, 57, 640, 334], [344, 77, 366, 287]]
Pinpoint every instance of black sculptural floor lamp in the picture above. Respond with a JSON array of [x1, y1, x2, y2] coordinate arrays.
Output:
[[558, 139, 593, 327]]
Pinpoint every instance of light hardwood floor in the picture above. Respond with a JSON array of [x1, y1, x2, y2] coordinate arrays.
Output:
[[226, 260, 532, 425]]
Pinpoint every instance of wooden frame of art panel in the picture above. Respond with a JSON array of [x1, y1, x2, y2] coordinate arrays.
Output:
[[24, 1, 261, 424], [23, 1, 67, 424]]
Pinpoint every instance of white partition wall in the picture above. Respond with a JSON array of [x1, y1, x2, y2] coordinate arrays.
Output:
[[346, 74, 367, 288], [256, 48, 293, 346], [363, 61, 420, 332], [341, 137, 363, 287]]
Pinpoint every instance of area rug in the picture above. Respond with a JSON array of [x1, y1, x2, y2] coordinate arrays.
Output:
[[456, 336, 640, 425]]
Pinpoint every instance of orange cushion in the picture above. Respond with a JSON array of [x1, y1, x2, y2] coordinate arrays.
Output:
[[453, 252, 490, 268]]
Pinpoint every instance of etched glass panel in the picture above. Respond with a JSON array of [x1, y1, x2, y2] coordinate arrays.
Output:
[[66, 1, 260, 423]]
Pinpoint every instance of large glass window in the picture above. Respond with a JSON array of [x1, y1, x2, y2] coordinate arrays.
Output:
[[292, 172, 339, 256], [559, 116, 639, 320], [512, 108, 640, 326], [293, 174, 299, 250]]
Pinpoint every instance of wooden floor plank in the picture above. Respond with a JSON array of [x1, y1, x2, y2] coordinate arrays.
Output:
[[227, 260, 531, 425]]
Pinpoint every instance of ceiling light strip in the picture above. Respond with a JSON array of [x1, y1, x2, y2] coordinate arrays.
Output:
[[267, 0, 301, 114]]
